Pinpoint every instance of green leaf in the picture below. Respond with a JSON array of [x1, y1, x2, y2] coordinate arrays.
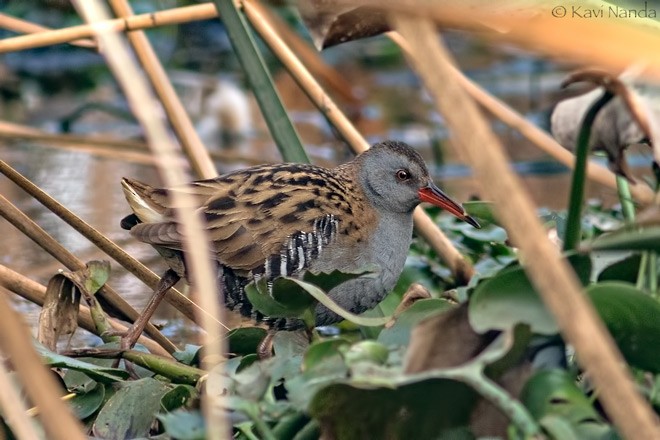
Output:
[[302, 267, 378, 295], [521, 370, 616, 439], [587, 282, 660, 373], [245, 278, 313, 318], [158, 409, 205, 440], [301, 330, 540, 438], [93, 378, 171, 439], [212, 0, 307, 163], [378, 298, 453, 347], [173, 344, 202, 366], [36, 344, 128, 383], [228, 327, 268, 356], [342, 341, 389, 366], [68, 383, 105, 420], [597, 254, 641, 283], [583, 226, 660, 252], [469, 254, 591, 334], [285, 278, 391, 326], [161, 384, 198, 412], [303, 339, 350, 372], [83, 260, 111, 295]]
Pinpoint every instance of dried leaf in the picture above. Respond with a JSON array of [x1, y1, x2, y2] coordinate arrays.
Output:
[[384, 283, 431, 329], [37, 261, 111, 351], [38, 273, 81, 351]]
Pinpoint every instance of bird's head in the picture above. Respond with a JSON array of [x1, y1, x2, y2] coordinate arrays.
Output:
[[357, 141, 480, 228]]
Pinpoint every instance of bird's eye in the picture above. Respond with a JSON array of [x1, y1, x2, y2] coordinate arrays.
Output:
[[396, 169, 411, 181]]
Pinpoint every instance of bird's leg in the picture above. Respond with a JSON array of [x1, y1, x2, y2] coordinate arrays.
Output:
[[121, 269, 180, 350], [257, 330, 276, 359]]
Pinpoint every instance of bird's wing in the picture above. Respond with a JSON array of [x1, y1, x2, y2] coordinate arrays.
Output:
[[127, 164, 376, 273]]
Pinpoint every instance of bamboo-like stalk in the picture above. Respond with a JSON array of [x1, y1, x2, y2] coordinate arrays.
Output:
[[0, 12, 96, 49], [0, 267, 170, 357], [386, 31, 655, 206], [0, 292, 86, 439], [0, 3, 218, 54], [0, 194, 177, 353], [393, 16, 659, 439], [0, 160, 219, 331], [107, 0, 217, 180], [73, 2, 227, 438], [0, 353, 41, 440], [242, 0, 474, 282]]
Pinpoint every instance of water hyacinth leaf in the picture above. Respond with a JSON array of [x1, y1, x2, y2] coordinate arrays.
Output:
[[303, 339, 350, 371], [93, 377, 171, 439], [587, 282, 660, 373], [227, 327, 268, 356], [161, 384, 198, 412], [245, 279, 301, 318], [173, 344, 202, 366], [285, 278, 391, 326], [310, 380, 476, 439], [469, 255, 591, 334], [68, 383, 105, 420], [38, 273, 81, 351], [158, 410, 205, 440], [302, 267, 378, 294], [583, 226, 660, 251], [342, 340, 389, 366], [596, 253, 641, 283], [521, 370, 616, 439], [36, 344, 128, 383], [378, 298, 453, 347]]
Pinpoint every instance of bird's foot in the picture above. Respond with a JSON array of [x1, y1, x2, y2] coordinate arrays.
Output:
[[257, 331, 276, 359]]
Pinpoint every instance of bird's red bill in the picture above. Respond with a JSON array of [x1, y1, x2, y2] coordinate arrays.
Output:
[[419, 185, 480, 228]]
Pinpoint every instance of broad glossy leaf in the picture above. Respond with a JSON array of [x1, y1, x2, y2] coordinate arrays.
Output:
[[173, 344, 202, 366], [596, 254, 641, 283], [227, 327, 267, 356], [343, 341, 389, 366], [158, 409, 205, 440], [93, 378, 170, 439], [521, 370, 616, 439], [469, 254, 591, 334], [161, 385, 197, 412], [378, 298, 453, 347], [303, 339, 350, 372], [245, 278, 313, 318], [68, 383, 105, 420], [36, 344, 128, 383], [588, 282, 660, 373], [584, 226, 660, 251], [286, 278, 391, 327]]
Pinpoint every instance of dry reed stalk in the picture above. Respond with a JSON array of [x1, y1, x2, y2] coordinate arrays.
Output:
[[0, 194, 177, 353], [0, 349, 41, 440], [108, 0, 217, 180], [394, 15, 659, 439], [0, 3, 218, 54], [251, 2, 361, 106], [0, 12, 96, 49], [0, 160, 217, 333], [73, 1, 227, 437], [0, 269, 169, 357], [0, 292, 85, 439], [386, 31, 656, 206], [242, 0, 475, 282]]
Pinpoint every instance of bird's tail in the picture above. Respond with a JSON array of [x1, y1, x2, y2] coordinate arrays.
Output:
[[120, 178, 169, 224]]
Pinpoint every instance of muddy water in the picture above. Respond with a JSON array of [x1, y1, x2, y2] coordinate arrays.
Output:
[[0, 44, 654, 347]]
